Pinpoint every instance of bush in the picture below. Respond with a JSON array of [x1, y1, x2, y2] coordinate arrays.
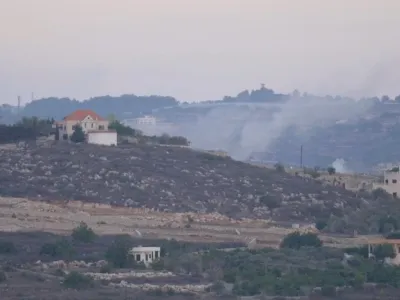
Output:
[[105, 235, 133, 268], [315, 219, 328, 231], [280, 232, 323, 249], [327, 167, 336, 175], [386, 232, 400, 239], [0, 271, 6, 282], [372, 188, 391, 200], [70, 125, 85, 143], [71, 222, 96, 243], [259, 195, 281, 210], [0, 241, 17, 254], [274, 163, 285, 172], [63, 271, 94, 289], [40, 239, 74, 258], [99, 264, 112, 273], [151, 259, 165, 271]]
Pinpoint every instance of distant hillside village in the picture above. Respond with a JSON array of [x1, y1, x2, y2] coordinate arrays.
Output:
[[0, 109, 191, 147]]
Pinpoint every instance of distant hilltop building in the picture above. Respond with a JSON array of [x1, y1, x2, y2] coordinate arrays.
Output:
[[57, 110, 109, 136], [134, 115, 157, 126], [373, 166, 400, 197], [56, 109, 117, 146]]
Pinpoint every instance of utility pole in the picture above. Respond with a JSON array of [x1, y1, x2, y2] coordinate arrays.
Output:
[[300, 145, 303, 169]]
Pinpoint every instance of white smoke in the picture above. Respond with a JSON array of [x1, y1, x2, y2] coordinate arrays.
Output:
[[163, 95, 373, 161], [332, 158, 350, 174]]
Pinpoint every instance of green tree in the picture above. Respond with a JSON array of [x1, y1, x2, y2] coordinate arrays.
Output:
[[280, 232, 323, 249], [70, 125, 85, 143], [71, 222, 96, 243], [105, 235, 134, 268], [63, 271, 94, 289], [327, 166, 336, 175]]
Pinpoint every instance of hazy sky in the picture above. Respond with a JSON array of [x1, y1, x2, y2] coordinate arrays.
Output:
[[1, 0, 399, 104]]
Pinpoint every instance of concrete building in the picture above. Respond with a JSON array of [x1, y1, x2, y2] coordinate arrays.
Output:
[[128, 246, 161, 266], [87, 130, 117, 146], [373, 167, 400, 197], [57, 110, 109, 138], [134, 115, 157, 125]]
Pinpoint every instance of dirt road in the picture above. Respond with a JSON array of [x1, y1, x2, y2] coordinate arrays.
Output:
[[0, 197, 376, 248]]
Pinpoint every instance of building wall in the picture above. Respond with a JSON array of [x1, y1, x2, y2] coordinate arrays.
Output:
[[129, 246, 161, 265], [58, 120, 110, 136], [87, 131, 117, 146], [373, 170, 400, 196]]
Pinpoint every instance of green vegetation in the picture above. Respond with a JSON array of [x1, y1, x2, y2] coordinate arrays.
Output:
[[315, 219, 328, 231], [327, 166, 336, 175], [71, 222, 97, 243], [0, 117, 54, 144], [0, 271, 6, 282], [70, 125, 85, 143], [280, 232, 322, 249], [274, 163, 285, 172], [259, 194, 281, 210], [110, 120, 190, 146], [63, 271, 94, 289], [105, 235, 135, 268], [0, 240, 17, 254], [40, 239, 75, 258]]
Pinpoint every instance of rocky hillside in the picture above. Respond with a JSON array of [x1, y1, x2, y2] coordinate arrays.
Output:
[[0, 143, 366, 223]]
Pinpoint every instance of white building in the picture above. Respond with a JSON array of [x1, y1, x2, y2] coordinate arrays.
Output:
[[134, 115, 157, 125], [373, 167, 400, 197], [128, 246, 161, 265], [87, 130, 117, 146]]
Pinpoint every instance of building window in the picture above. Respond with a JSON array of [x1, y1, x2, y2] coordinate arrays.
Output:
[[136, 254, 140, 261], [393, 179, 398, 184], [155, 251, 159, 258], [385, 179, 389, 184], [84, 123, 87, 128], [394, 192, 398, 198], [91, 123, 94, 128], [99, 125, 104, 130], [145, 254, 148, 261]]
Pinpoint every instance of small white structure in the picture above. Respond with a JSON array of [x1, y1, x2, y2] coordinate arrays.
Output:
[[129, 246, 161, 266], [134, 115, 157, 125], [87, 130, 117, 146], [373, 167, 400, 197]]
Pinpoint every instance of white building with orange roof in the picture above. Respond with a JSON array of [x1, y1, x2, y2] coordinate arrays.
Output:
[[57, 109, 110, 138]]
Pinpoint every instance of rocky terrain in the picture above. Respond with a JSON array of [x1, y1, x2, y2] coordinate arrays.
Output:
[[0, 143, 368, 224]]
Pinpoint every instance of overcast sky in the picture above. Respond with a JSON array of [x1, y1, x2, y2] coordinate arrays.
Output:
[[0, 0, 399, 104]]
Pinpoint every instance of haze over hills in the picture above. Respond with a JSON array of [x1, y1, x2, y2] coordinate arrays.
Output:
[[2, 85, 400, 171]]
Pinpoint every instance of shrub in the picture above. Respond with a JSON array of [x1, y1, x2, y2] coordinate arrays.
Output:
[[99, 264, 112, 273], [327, 166, 336, 175], [315, 219, 328, 231], [386, 232, 400, 239], [0, 241, 17, 254], [40, 238, 74, 258], [151, 259, 165, 271], [105, 235, 133, 268], [63, 271, 94, 289], [372, 188, 391, 200], [274, 163, 285, 172], [259, 195, 281, 210], [70, 125, 85, 143], [280, 232, 323, 249], [71, 222, 96, 243], [0, 271, 6, 282]]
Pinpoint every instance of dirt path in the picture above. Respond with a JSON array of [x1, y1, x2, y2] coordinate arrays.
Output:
[[0, 197, 375, 248]]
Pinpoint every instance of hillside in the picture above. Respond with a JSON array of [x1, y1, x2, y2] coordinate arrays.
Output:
[[0, 143, 367, 224]]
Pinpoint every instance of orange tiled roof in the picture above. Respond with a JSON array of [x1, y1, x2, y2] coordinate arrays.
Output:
[[63, 110, 105, 121]]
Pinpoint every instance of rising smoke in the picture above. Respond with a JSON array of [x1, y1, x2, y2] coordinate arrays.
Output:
[[165, 96, 373, 161]]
